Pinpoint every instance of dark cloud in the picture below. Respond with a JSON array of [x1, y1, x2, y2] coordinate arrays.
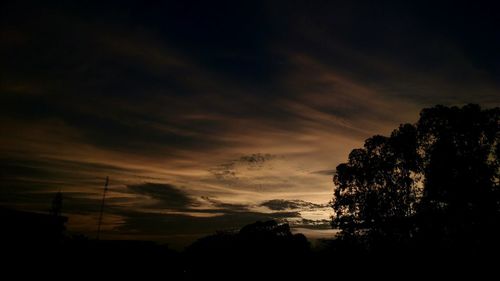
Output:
[[208, 153, 279, 181], [200, 196, 249, 212], [239, 153, 276, 166], [127, 183, 197, 209], [0, 156, 144, 179], [260, 199, 327, 211], [60, 193, 138, 216], [0, 155, 158, 196], [208, 162, 238, 181], [291, 218, 332, 231], [310, 169, 337, 176]]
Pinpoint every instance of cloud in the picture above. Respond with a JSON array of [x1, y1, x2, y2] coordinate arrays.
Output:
[[260, 199, 326, 211], [200, 196, 249, 212], [208, 153, 279, 182], [208, 162, 238, 181], [2, 0, 499, 246], [310, 169, 337, 176], [127, 183, 197, 210], [239, 153, 276, 167]]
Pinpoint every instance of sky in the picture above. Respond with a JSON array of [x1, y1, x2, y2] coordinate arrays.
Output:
[[1, 0, 499, 248]]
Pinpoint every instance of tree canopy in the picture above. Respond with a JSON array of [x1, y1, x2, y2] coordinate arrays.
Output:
[[332, 104, 500, 247]]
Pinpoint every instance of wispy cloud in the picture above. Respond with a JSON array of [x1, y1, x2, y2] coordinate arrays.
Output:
[[1, 0, 499, 245]]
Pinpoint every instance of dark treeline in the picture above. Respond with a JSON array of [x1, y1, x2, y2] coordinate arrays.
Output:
[[2, 104, 499, 279]]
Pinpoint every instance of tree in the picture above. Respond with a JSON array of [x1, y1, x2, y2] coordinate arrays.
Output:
[[185, 220, 310, 279], [416, 105, 500, 245], [332, 104, 500, 246], [332, 124, 421, 237]]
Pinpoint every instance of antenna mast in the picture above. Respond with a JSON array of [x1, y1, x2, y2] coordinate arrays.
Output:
[[96, 176, 109, 240]]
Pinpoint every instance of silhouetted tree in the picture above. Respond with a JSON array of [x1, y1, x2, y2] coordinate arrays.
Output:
[[332, 104, 500, 251], [185, 220, 310, 279], [416, 104, 500, 247], [332, 124, 421, 237]]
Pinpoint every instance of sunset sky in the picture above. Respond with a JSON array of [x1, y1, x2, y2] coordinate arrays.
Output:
[[1, 1, 499, 247]]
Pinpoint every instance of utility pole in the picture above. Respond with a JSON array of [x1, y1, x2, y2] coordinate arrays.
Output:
[[96, 176, 109, 240]]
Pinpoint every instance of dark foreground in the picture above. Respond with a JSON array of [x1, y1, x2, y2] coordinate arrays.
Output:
[[2, 208, 499, 280]]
